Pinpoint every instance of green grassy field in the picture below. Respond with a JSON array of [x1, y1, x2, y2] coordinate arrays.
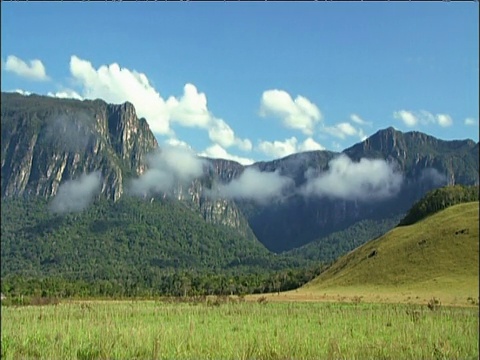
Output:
[[2, 202, 478, 359], [1, 298, 478, 360], [297, 202, 479, 306]]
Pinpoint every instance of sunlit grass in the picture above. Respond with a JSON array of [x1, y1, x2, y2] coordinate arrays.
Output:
[[302, 202, 479, 307], [2, 298, 478, 360]]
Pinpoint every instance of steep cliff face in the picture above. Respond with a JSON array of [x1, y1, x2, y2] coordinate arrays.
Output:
[[1, 93, 158, 201], [0, 92, 253, 237]]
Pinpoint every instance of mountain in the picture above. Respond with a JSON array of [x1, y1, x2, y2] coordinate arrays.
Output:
[[1, 92, 478, 263], [237, 127, 478, 252], [301, 201, 479, 306], [1, 92, 157, 201], [0, 92, 252, 235]]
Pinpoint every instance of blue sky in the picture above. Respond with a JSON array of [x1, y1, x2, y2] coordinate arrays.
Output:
[[2, 2, 478, 165]]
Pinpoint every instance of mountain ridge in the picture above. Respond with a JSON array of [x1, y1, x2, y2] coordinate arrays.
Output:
[[2, 92, 478, 255]]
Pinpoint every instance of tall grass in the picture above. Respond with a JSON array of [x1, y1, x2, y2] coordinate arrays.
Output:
[[1, 298, 478, 359]]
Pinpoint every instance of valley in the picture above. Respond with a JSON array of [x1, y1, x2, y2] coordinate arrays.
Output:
[[1, 92, 478, 360]]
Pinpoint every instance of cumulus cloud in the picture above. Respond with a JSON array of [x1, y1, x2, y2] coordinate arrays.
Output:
[[436, 114, 453, 128], [393, 110, 418, 127], [323, 122, 366, 141], [50, 172, 102, 214], [258, 137, 298, 159], [298, 137, 325, 152], [166, 84, 252, 151], [214, 168, 294, 204], [259, 89, 322, 135], [394, 109, 453, 128], [257, 137, 325, 159], [4, 55, 49, 81], [199, 144, 254, 166], [464, 118, 478, 126], [69, 55, 172, 135], [208, 118, 253, 151], [166, 83, 211, 128], [128, 146, 206, 196], [300, 154, 403, 201], [68, 57, 252, 153]]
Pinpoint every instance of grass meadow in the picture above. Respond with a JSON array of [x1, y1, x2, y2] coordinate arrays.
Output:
[[1, 297, 478, 360]]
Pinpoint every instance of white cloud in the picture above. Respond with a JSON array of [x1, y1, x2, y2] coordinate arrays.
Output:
[[258, 136, 325, 159], [164, 138, 193, 150], [208, 118, 253, 151], [464, 118, 478, 126], [68, 57, 252, 153], [69, 55, 172, 135], [166, 83, 211, 128], [12, 89, 31, 96], [214, 168, 294, 204], [258, 137, 298, 158], [350, 114, 372, 126], [128, 146, 206, 196], [301, 154, 403, 201], [394, 109, 454, 128], [47, 90, 83, 101], [259, 89, 322, 135], [298, 137, 325, 152], [199, 144, 254, 166], [436, 114, 453, 128], [50, 172, 102, 214], [336, 123, 357, 137], [393, 110, 418, 127], [165, 83, 252, 151], [323, 122, 366, 141], [4, 55, 49, 81]]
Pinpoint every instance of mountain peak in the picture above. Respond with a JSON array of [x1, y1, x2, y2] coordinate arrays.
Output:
[[1, 93, 158, 200]]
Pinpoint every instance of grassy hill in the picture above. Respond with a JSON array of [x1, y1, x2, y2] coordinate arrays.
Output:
[[296, 201, 479, 306]]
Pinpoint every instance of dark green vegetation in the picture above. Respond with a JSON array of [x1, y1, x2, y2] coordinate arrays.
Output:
[[1, 196, 324, 299], [288, 216, 403, 262], [303, 201, 479, 305], [399, 184, 479, 226]]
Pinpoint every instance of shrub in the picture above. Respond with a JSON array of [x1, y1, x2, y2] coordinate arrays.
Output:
[[257, 296, 268, 304], [427, 297, 441, 311]]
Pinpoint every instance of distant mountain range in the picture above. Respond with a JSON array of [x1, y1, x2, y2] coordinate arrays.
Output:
[[1, 92, 478, 282]]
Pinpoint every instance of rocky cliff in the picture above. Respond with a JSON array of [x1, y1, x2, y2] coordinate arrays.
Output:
[[1, 93, 157, 201], [1, 93, 255, 238]]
